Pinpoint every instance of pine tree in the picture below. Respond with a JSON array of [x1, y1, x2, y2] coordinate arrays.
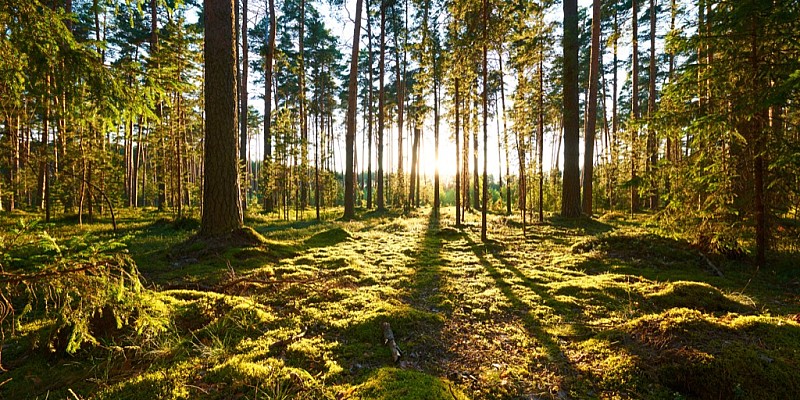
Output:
[[201, 0, 243, 236]]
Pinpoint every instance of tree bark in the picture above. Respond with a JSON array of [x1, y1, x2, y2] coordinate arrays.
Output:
[[611, 6, 619, 210], [561, 0, 581, 217], [646, 0, 658, 210], [538, 55, 544, 223], [344, 0, 364, 219], [630, 0, 640, 213], [582, 0, 601, 216], [262, 0, 276, 212], [201, 0, 244, 236], [377, 1, 386, 211], [299, 0, 308, 209], [481, 0, 489, 241], [455, 78, 461, 227], [499, 52, 511, 216], [392, 4, 404, 208], [366, 0, 374, 209], [240, 0, 249, 211], [408, 126, 419, 209]]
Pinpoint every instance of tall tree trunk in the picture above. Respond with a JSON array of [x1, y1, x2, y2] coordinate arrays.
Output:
[[201, 0, 243, 236], [315, 113, 321, 220], [408, 126, 419, 209], [344, 0, 364, 219], [240, 0, 249, 211], [44, 74, 52, 222], [11, 115, 20, 211], [377, 1, 386, 211], [499, 52, 511, 215], [464, 98, 470, 213], [481, 0, 489, 241], [538, 55, 544, 223], [561, 0, 581, 217], [646, 0, 658, 210], [433, 59, 440, 214], [611, 6, 619, 210], [473, 93, 479, 211], [263, 0, 276, 212], [298, 0, 307, 209], [366, 0, 374, 209], [392, 4, 404, 208], [630, 0, 640, 213], [514, 72, 527, 233], [582, 0, 601, 216], [455, 78, 461, 226]]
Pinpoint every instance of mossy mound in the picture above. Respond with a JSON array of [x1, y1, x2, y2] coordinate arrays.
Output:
[[571, 231, 699, 269], [598, 211, 627, 222], [305, 227, 353, 248], [352, 367, 469, 400], [613, 308, 800, 399], [434, 227, 463, 239], [647, 281, 752, 313]]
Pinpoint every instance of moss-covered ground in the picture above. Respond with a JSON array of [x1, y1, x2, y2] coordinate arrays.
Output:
[[2, 207, 799, 399]]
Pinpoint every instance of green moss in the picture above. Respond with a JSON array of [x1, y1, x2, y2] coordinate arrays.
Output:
[[305, 227, 353, 248], [617, 309, 800, 399], [353, 367, 469, 400], [5, 207, 800, 400], [647, 281, 752, 313]]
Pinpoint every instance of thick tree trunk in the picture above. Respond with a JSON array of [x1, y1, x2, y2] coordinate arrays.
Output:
[[582, 0, 601, 216], [201, 0, 243, 236], [561, 0, 581, 217], [344, 0, 363, 219]]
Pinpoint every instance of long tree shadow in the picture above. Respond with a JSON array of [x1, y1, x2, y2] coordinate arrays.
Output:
[[332, 210, 456, 387], [464, 234, 591, 397], [396, 210, 453, 372]]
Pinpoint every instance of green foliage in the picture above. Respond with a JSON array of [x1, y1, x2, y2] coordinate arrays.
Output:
[[0, 219, 168, 362]]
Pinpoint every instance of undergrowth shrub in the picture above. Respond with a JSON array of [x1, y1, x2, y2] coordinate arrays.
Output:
[[0, 219, 168, 368]]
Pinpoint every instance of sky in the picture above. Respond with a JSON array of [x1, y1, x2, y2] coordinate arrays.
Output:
[[243, 0, 642, 183]]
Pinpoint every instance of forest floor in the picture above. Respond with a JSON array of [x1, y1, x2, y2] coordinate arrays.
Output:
[[2, 207, 800, 399]]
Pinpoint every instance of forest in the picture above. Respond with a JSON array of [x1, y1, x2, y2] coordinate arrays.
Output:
[[1, 0, 799, 398]]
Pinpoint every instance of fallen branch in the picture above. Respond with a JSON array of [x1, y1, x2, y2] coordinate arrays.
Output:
[[219, 275, 321, 291], [382, 322, 402, 363], [699, 251, 724, 277], [0, 263, 104, 285]]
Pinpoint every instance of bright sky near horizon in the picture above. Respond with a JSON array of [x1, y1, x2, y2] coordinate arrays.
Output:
[[244, 0, 634, 184]]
